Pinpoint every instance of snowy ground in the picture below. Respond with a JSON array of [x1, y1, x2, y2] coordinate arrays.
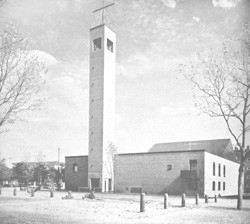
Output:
[[0, 188, 250, 224]]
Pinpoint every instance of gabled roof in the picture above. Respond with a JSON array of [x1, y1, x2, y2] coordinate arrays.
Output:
[[148, 139, 233, 158]]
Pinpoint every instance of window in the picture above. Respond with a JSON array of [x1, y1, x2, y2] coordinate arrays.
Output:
[[223, 182, 226, 190], [218, 164, 221, 177], [212, 181, 216, 191], [73, 163, 78, 173], [218, 182, 221, 191], [213, 162, 216, 176], [246, 175, 250, 179], [223, 165, 226, 177], [189, 160, 197, 170], [167, 165, 172, 171], [93, 37, 102, 51], [247, 184, 250, 188], [130, 187, 142, 193], [107, 38, 113, 52], [247, 167, 250, 170], [247, 158, 250, 162]]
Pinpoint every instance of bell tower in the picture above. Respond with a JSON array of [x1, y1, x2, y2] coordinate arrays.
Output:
[[88, 23, 116, 192]]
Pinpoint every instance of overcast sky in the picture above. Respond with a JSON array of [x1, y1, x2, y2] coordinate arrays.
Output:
[[0, 0, 249, 163]]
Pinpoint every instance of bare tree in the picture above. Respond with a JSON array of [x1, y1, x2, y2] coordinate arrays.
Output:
[[179, 24, 250, 210], [0, 24, 46, 133], [0, 0, 8, 8], [104, 142, 118, 191]]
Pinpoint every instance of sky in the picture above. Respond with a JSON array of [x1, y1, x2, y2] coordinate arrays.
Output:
[[0, 0, 249, 164]]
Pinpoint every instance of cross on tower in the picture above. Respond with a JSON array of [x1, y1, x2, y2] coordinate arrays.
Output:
[[92, 1, 115, 25]]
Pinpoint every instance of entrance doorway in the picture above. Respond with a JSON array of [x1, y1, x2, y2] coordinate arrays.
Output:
[[189, 160, 197, 170], [108, 179, 112, 192], [91, 178, 100, 190]]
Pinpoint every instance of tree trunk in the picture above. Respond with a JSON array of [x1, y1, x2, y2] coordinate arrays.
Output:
[[237, 165, 244, 210]]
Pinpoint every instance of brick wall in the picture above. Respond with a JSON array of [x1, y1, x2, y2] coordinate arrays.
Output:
[[65, 156, 88, 191], [88, 25, 116, 191], [114, 151, 205, 194]]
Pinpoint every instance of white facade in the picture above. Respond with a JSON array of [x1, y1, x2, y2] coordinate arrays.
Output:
[[204, 152, 239, 197], [88, 24, 116, 192]]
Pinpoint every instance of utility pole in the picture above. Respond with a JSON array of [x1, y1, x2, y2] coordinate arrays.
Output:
[[58, 148, 60, 164]]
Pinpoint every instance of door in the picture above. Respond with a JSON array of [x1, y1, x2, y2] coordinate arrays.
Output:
[[108, 179, 112, 192], [91, 178, 100, 190], [189, 160, 197, 170]]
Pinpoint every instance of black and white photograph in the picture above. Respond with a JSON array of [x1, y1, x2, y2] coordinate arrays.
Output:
[[0, 0, 250, 223]]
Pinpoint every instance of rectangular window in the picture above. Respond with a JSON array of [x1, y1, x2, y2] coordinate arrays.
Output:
[[93, 37, 102, 51], [218, 164, 221, 177], [218, 182, 221, 191], [247, 184, 250, 188], [107, 38, 113, 52], [247, 158, 250, 162], [167, 165, 172, 171], [212, 181, 216, 191], [223, 182, 225, 190], [213, 162, 216, 176], [73, 163, 78, 173], [246, 175, 250, 179], [130, 187, 142, 193], [189, 160, 197, 170], [223, 165, 226, 177]]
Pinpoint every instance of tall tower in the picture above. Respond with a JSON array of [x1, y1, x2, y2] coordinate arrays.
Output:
[[88, 24, 116, 192]]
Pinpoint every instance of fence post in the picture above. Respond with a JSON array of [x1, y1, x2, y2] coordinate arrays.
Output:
[[140, 193, 145, 212], [50, 189, 54, 198], [205, 194, 208, 203], [214, 195, 217, 203], [195, 193, 199, 205], [13, 188, 17, 196], [182, 194, 186, 207], [31, 188, 35, 197], [164, 193, 168, 209]]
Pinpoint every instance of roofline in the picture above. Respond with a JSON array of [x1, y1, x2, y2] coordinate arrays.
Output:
[[204, 151, 240, 164], [118, 149, 205, 156], [152, 138, 231, 146], [65, 155, 88, 158], [90, 23, 116, 33]]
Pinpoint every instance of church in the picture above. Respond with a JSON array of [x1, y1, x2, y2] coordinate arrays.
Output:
[[65, 21, 240, 197]]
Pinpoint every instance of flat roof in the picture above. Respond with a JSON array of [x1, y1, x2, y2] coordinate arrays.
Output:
[[65, 155, 88, 158], [65, 150, 206, 159], [118, 149, 205, 156], [90, 23, 116, 33]]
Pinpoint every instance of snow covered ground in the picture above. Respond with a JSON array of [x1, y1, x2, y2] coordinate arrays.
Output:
[[0, 188, 250, 224]]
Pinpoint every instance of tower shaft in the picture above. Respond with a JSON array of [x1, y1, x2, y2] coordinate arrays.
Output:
[[88, 24, 116, 192]]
